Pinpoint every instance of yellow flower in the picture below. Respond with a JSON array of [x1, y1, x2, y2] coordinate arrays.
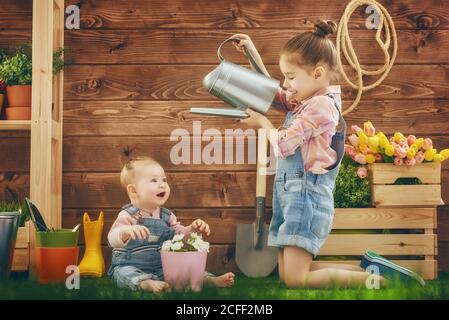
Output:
[[433, 154, 444, 163], [415, 138, 424, 149], [440, 149, 449, 160], [367, 136, 379, 148], [358, 132, 368, 145], [385, 145, 395, 156], [369, 145, 379, 154], [359, 144, 368, 153], [379, 136, 390, 148], [394, 132, 406, 143], [424, 148, 437, 161], [366, 154, 375, 164], [406, 148, 416, 160]]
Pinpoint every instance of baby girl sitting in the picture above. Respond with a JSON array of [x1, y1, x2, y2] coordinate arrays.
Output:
[[107, 156, 235, 293]]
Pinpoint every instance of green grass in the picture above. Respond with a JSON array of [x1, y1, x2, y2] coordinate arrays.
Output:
[[1, 273, 449, 300]]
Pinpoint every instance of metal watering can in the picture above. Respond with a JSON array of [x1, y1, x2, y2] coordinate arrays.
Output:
[[190, 38, 280, 118]]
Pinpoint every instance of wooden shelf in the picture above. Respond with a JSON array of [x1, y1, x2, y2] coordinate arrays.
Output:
[[0, 120, 31, 130]]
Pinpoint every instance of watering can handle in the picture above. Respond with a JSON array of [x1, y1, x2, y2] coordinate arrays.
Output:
[[217, 38, 266, 75]]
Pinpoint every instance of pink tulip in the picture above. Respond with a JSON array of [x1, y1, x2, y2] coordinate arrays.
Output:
[[415, 151, 425, 164], [394, 147, 407, 158], [348, 134, 359, 147], [394, 157, 404, 166], [374, 153, 384, 163], [399, 140, 409, 149], [389, 137, 396, 144], [407, 135, 416, 146], [422, 138, 433, 150], [405, 158, 416, 166], [364, 123, 375, 137], [357, 166, 368, 179], [354, 153, 367, 164], [345, 144, 357, 157], [351, 125, 363, 134]]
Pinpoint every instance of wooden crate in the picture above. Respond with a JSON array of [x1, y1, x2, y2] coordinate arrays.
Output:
[[316, 207, 438, 280], [11, 221, 30, 271], [369, 163, 443, 207]]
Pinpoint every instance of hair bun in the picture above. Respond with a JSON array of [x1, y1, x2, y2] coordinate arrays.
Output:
[[314, 20, 337, 38]]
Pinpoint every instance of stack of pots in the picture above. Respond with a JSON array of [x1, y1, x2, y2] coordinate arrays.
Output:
[[5, 85, 32, 120], [35, 229, 79, 284]]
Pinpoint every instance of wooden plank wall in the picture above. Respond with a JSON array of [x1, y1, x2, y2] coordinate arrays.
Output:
[[1, 0, 449, 273]]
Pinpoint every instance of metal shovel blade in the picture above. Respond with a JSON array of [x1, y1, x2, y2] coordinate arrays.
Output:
[[235, 129, 278, 277], [236, 199, 278, 277]]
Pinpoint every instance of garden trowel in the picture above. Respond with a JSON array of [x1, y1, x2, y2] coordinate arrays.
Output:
[[236, 129, 278, 277]]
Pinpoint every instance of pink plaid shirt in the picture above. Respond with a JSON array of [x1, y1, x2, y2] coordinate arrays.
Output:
[[274, 85, 342, 174]]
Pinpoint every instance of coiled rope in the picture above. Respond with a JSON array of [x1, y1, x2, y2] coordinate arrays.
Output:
[[336, 0, 398, 115]]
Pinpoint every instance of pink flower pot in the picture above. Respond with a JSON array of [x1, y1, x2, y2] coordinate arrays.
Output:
[[161, 251, 207, 292]]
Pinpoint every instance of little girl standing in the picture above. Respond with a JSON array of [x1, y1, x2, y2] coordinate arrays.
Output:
[[231, 20, 421, 288]]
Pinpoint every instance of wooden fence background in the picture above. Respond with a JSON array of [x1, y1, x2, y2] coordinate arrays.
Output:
[[0, 0, 448, 273]]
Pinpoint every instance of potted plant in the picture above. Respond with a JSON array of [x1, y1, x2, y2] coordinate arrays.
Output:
[[0, 45, 67, 120], [0, 201, 27, 281], [161, 233, 210, 292], [0, 47, 32, 119], [0, 80, 5, 118], [25, 197, 79, 283], [0, 50, 5, 117]]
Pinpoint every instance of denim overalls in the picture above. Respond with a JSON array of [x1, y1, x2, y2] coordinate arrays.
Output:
[[108, 203, 175, 290], [267, 93, 347, 257]]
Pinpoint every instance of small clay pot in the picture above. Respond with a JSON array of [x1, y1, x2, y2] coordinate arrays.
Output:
[[6, 85, 32, 107], [0, 94, 4, 117], [5, 107, 31, 120], [35, 246, 79, 284]]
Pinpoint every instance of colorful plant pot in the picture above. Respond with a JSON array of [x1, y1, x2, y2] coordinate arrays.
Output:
[[6, 85, 31, 107], [5, 107, 31, 120], [36, 229, 79, 247], [161, 251, 207, 292], [35, 246, 79, 284], [0, 94, 4, 115]]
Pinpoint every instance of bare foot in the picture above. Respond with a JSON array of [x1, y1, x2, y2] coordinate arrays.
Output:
[[139, 279, 170, 293], [205, 272, 235, 288]]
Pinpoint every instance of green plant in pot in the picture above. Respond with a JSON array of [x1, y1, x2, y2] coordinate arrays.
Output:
[[0, 48, 32, 119], [25, 198, 80, 284], [25, 198, 79, 247], [0, 45, 68, 120], [0, 201, 28, 281]]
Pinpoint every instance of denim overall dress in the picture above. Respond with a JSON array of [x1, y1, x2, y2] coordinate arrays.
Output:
[[267, 93, 347, 257], [108, 203, 175, 290]]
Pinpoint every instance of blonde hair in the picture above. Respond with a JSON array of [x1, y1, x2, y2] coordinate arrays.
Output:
[[281, 20, 339, 80], [120, 156, 160, 189]]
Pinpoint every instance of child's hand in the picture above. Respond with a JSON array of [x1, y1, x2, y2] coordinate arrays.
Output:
[[229, 33, 257, 56], [120, 225, 150, 243], [190, 219, 211, 236], [240, 108, 268, 128]]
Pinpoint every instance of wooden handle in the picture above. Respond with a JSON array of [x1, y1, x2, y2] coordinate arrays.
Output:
[[256, 128, 268, 198]]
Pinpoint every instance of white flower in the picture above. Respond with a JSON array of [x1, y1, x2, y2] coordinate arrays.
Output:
[[190, 232, 200, 240], [171, 241, 184, 251], [172, 234, 185, 242], [190, 239, 200, 251], [161, 240, 172, 252], [198, 240, 210, 253]]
